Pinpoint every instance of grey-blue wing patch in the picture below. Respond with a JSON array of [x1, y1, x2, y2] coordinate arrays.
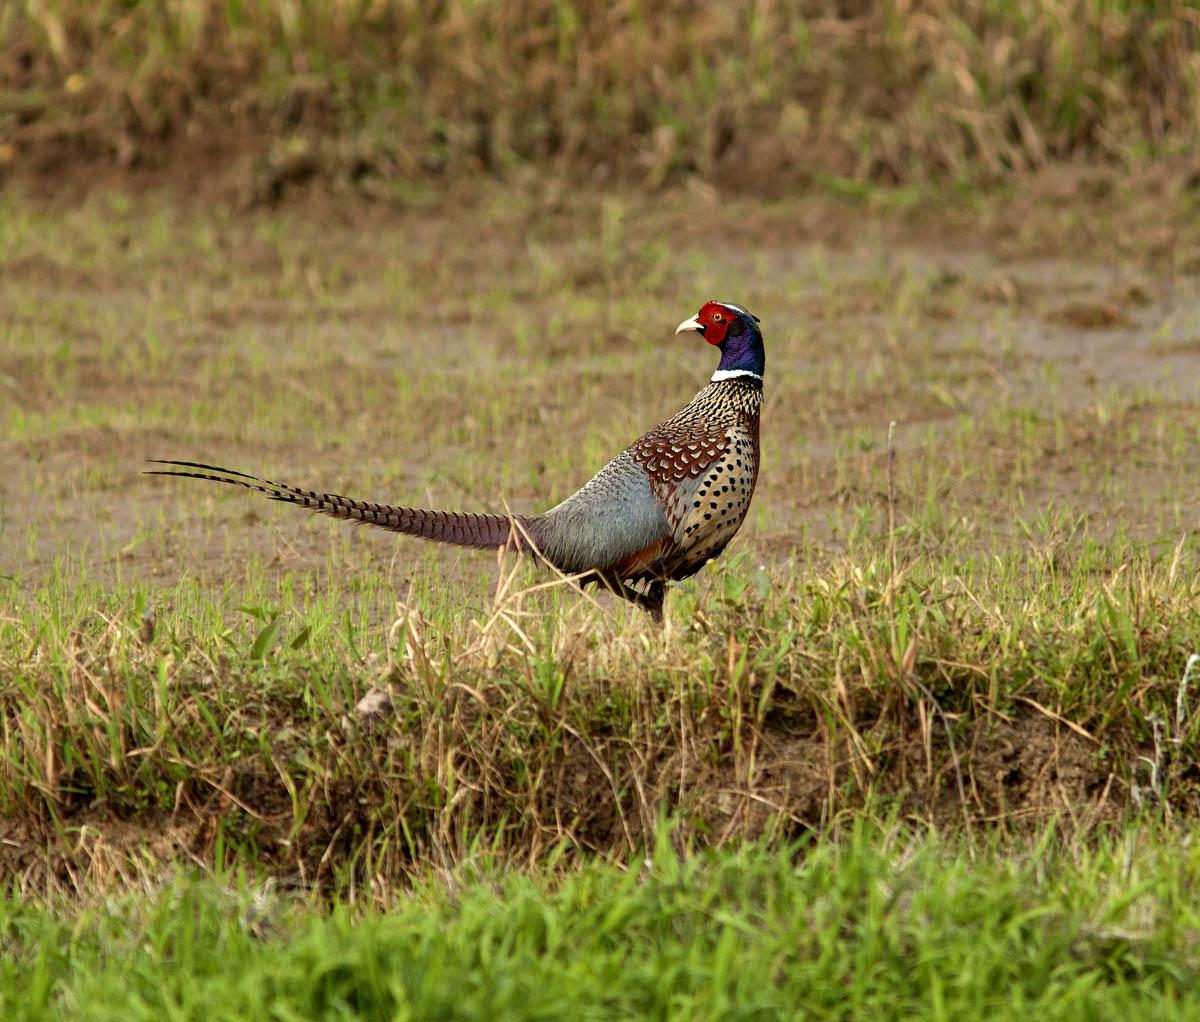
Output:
[[536, 452, 671, 575]]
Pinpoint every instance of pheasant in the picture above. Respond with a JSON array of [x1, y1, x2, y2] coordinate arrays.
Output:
[[148, 300, 765, 619]]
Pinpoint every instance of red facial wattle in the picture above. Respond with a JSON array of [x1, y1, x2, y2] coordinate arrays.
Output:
[[697, 301, 731, 345]]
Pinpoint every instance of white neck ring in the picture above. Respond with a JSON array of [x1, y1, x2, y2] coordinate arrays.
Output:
[[710, 369, 763, 383]]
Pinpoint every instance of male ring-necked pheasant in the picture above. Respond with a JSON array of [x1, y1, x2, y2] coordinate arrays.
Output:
[[149, 300, 765, 619]]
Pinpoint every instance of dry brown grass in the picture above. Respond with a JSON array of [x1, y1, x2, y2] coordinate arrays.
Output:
[[4, 540, 1199, 900], [2, 1, 1199, 197]]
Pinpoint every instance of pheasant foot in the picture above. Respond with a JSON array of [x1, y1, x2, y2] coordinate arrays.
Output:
[[606, 578, 664, 622]]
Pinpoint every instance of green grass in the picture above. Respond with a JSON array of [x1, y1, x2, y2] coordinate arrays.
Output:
[[5, 826, 1200, 1020], [4, 520, 1198, 895]]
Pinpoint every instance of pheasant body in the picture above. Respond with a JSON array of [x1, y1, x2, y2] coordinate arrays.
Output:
[[529, 375, 760, 582], [149, 300, 765, 618]]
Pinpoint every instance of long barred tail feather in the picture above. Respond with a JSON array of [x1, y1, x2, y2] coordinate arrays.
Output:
[[146, 460, 537, 552]]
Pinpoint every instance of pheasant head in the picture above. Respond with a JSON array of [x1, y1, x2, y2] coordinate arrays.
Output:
[[675, 300, 765, 381]]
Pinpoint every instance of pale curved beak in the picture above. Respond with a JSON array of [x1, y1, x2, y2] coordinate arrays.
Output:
[[675, 315, 703, 335]]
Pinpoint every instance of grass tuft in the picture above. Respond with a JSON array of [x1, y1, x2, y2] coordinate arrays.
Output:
[[6, 826, 1200, 1019]]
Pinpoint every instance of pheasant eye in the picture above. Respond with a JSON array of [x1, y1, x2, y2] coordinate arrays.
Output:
[[712, 312, 724, 322]]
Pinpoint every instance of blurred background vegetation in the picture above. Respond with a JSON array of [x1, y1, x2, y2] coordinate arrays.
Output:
[[2, 0, 1198, 199]]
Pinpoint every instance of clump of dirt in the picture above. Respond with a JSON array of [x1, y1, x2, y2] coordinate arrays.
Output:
[[1044, 301, 1133, 330], [0, 683, 1163, 901]]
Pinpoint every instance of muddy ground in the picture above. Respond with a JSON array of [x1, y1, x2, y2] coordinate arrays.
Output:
[[4, 174, 1199, 592]]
